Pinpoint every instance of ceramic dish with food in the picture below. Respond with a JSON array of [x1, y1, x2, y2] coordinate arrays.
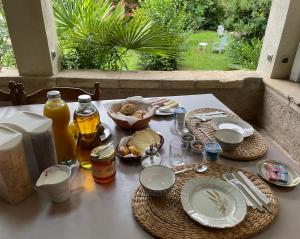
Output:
[[191, 140, 204, 155], [215, 129, 244, 151], [139, 165, 176, 197], [181, 133, 195, 148], [211, 117, 254, 137], [107, 99, 156, 130], [116, 129, 164, 162], [256, 160, 300, 187]]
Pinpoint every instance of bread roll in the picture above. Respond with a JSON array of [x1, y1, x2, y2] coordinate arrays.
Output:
[[120, 104, 137, 115]]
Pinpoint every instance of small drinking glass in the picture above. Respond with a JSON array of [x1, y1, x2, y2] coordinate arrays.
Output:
[[169, 138, 188, 167]]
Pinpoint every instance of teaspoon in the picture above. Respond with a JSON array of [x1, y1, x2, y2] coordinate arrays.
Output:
[[174, 163, 208, 175]]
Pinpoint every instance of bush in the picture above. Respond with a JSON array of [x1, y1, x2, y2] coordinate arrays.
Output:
[[0, 4, 16, 68], [138, 0, 186, 70], [53, 0, 182, 70], [139, 54, 178, 71], [199, 0, 225, 30], [223, 0, 271, 39], [226, 38, 262, 70]]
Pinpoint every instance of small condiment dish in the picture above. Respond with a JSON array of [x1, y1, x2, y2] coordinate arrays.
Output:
[[215, 129, 244, 151], [139, 165, 176, 197], [191, 140, 204, 155], [181, 133, 195, 148]]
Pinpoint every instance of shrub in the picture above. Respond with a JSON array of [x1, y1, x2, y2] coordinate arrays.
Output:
[[226, 38, 262, 70], [0, 4, 16, 68], [139, 54, 178, 71], [53, 0, 182, 70], [223, 0, 271, 39], [138, 0, 186, 70]]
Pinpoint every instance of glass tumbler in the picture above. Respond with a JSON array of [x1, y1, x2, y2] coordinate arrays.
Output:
[[169, 138, 188, 167]]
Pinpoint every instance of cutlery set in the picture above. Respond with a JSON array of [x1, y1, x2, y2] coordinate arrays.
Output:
[[223, 170, 272, 213]]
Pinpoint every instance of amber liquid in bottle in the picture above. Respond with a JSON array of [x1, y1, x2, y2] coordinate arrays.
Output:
[[74, 113, 100, 136], [74, 96, 101, 169]]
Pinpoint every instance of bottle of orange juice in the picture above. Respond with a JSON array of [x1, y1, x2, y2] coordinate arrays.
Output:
[[74, 95, 101, 169], [43, 91, 76, 163]]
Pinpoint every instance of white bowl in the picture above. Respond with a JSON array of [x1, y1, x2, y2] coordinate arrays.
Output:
[[215, 129, 244, 151], [139, 165, 176, 197]]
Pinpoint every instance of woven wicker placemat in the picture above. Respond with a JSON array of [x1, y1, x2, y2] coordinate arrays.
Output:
[[132, 163, 279, 239], [185, 108, 267, 161]]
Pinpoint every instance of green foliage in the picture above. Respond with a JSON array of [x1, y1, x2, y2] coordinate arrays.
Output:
[[226, 38, 262, 70], [138, 0, 186, 70], [139, 54, 178, 71], [0, 4, 16, 67], [223, 0, 271, 70], [223, 0, 271, 39], [201, 0, 225, 29], [53, 0, 181, 70]]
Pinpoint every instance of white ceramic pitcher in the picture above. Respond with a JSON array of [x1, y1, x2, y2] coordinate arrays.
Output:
[[36, 164, 78, 203]]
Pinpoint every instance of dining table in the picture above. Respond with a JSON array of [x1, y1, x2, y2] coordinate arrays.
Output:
[[0, 93, 299, 239]]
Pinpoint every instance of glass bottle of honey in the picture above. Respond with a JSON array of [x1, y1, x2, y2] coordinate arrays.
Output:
[[43, 91, 76, 163], [74, 95, 101, 169]]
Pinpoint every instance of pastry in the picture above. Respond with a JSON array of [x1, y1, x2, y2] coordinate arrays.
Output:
[[119, 103, 137, 115], [128, 145, 141, 156], [119, 145, 130, 156]]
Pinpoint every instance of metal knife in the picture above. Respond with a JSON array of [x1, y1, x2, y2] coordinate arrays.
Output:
[[234, 172, 273, 213], [224, 174, 264, 212], [194, 111, 225, 117]]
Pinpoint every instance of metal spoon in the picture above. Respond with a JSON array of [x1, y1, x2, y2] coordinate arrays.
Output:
[[195, 164, 208, 173], [174, 163, 208, 175]]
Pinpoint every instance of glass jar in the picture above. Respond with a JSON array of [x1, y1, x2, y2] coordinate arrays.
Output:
[[91, 145, 116, 184], [43, 91, 76, 163], [74, 95, 101, 169]]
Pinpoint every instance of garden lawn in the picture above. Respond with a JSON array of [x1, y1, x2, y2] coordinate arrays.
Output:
[[178, 30, 233, 70], [125, 30, 233, 71]]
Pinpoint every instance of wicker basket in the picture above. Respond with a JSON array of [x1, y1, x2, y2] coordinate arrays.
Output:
[[107, 100, 155, 131]]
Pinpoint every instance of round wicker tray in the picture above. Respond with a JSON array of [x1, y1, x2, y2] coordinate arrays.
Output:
[[185, 108, 267, 161], [132, 163, 279, 239]]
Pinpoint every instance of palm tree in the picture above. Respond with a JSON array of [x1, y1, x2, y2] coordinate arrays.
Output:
[[52, 0, 182, 70]]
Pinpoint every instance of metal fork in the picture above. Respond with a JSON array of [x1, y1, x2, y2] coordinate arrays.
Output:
[[224, 171, 265, 212]]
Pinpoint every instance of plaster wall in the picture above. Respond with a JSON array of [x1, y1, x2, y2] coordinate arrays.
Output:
[[2, 0, 58, 76], [258, 0, 300, 79]]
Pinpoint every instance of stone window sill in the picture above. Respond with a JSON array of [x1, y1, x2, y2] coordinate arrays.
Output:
[[263, 78, 300, 111]]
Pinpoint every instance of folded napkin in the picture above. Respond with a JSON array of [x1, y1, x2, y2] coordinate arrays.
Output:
[[224, 171, 270, 208], [237, 171, 270, 204]]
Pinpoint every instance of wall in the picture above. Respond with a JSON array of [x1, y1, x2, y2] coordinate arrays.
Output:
[[258, 0, 300, 79], [0, 70, 264, 122], [258, 80, 300, 162]]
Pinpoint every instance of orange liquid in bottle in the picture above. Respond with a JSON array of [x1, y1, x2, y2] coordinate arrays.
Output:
[[43, 97, 76, 163]]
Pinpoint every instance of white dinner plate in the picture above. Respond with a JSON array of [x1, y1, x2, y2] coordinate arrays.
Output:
[[211, 117, 254, 137], [154, 99, 179, 116], [256, 160, 300, 187], [180, 177, 247, 228]]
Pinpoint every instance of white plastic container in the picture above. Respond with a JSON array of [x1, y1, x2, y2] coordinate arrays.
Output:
[[0, 111, 57, 182], [0, 125, 33, 204]]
